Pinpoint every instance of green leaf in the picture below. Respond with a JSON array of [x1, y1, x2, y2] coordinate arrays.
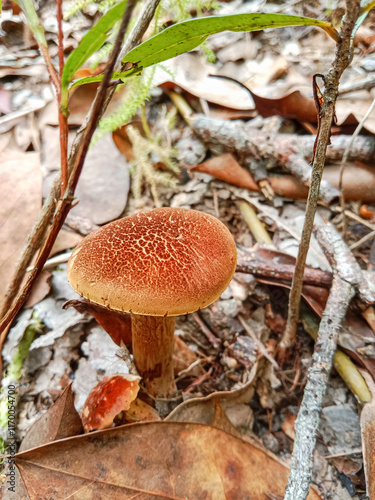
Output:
[[69, 12, 338, 91], [61, 0, 127, 107], [122, 13, 339, 70]]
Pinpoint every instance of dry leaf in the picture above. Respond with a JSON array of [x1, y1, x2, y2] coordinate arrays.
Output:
[[16, 421, 321, 499], [19, 383, 83, 452], [0, 145, 41, 303], [24, 270, 51, 308], [154, 53, 255, 110], [63, 299, 132, 345], [123, 398, 160, 423]]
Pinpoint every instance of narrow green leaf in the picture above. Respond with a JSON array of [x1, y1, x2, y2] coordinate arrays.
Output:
[[122, 13, 339, 70], [69, 12, 338, 91], [61, 0, 127, 100]]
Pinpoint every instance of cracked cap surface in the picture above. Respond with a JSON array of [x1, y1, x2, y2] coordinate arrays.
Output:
[[67, 207, 237, 316]]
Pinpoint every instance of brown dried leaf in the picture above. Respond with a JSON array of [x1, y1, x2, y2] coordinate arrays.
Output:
[[24, 270, 51, 308], [173, 336, 203, 376], [16, 421, 321, 499], [250, 89, 318, 123], [155, 53, 255, 110], [0, 146, 41, 303], [123, 398, 160, 423], [63, 299, 132, 345], [191, 154, 310, 200], [19, 384, 83, 452]]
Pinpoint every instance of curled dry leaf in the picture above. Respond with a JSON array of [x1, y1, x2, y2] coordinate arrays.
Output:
[[16, 421, 321, 499], [63, 299, 132, 345], [81, 374, 140, 432]]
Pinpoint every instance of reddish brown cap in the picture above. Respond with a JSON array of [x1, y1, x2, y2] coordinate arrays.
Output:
[[67, 208, 237, 316]]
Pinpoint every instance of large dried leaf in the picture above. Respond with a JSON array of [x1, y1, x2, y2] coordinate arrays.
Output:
[[16, 421, 321, 499], [154, 53, 255, 110], [0, 145, 41, 303]]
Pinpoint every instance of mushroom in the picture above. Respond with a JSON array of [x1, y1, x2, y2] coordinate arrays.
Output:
[[67, 208, 237, 397]]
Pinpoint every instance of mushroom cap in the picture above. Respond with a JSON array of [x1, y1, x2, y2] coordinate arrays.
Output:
[[67, 207, 237, 316]]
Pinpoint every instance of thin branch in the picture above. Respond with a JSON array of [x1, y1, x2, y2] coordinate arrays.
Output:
[[284, 221, 362, 500], [0, 0, 161, 323], [0, 0, 140, 344], [38, 43, 60, 93], [281, 0, 362, 351], [338, 95, 375, 234], [56, 0, 68, 197]]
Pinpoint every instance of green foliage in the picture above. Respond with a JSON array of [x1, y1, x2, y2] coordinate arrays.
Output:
[[61, 0, 128, 111], [94, 66, 156, 142], [69, 12, 338, 90], [121, 13, 338, 71], [128, 126, 179, 206]]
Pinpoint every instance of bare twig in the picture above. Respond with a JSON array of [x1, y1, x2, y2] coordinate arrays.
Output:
[[0, 0, 140, 344], [281, 0, 362, 350], [192, 115, 375, 165], [284, 221, 363, 500], [339, 76, 375, 95], [338, 95, 375, 234], [350, 230, 375, 250], [0, 0, 161, 322]]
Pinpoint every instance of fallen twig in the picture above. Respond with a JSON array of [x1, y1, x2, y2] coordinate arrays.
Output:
[[282, 0, 361, 350], [236, 246, 333, 288], [191, 115, 375, 165], [284, 220, 363, 500]]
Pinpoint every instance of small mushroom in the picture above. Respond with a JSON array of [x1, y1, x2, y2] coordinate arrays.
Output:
[[67, 208, 237, 397]]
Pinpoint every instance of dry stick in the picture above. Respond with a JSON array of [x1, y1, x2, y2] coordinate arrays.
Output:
[[284, 221, 363, 500], [281, 0, 361, 350], [0, 0, 139, 345], [338, 95, 375, 234], [56, 0, 69, 197], [0, 0, 161, 321], [339, 76, 375, 95]]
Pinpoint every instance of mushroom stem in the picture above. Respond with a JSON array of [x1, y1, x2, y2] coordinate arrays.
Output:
[[131, 314, 176, 397]]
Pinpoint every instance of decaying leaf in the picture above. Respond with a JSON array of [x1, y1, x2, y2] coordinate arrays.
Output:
[[16, 420, 322, 499], [63, 299, 132, 346], [19, 383, 83, 452], [0, 146, 41, 303]]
